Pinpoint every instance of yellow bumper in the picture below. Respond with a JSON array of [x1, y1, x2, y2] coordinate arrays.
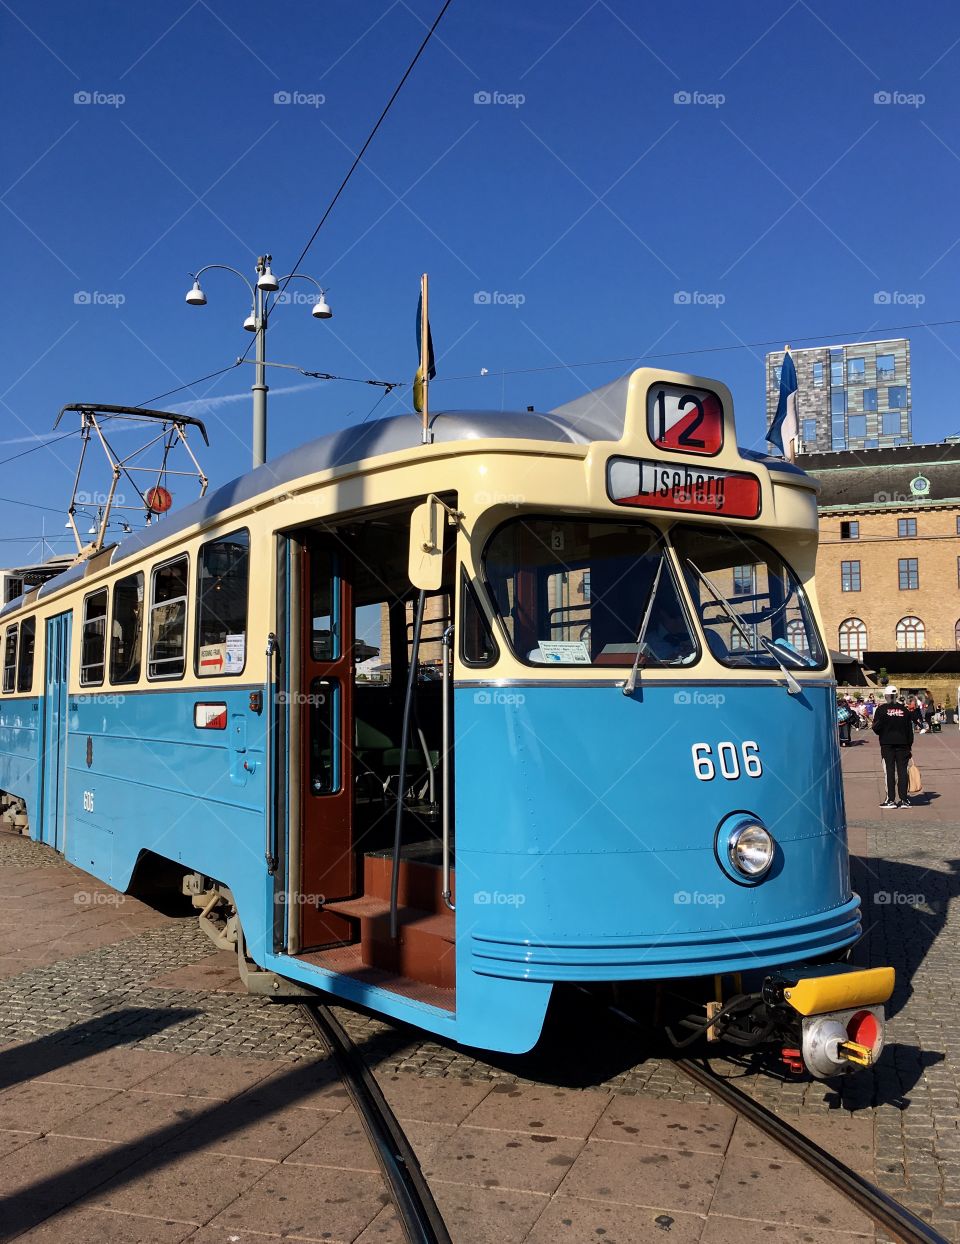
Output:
[[782, 966, 895, 1016]]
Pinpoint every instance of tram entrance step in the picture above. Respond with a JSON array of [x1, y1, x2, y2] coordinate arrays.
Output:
[[362, 850, 454, 910], [321, 894, 455, 990], [297, 944, 456, 1012]]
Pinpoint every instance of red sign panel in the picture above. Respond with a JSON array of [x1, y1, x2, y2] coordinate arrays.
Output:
[[607, 457, 761, 520], [647, 383, 724, 456]]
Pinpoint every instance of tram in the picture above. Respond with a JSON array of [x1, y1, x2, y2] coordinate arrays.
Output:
[[0, 369, 894, 1077]]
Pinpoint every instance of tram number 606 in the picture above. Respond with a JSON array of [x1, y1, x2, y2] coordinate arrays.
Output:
[[692, 741, 762, 782]]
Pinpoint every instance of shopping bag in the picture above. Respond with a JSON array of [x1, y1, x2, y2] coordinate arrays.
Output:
[[907, 759, 923, 795]]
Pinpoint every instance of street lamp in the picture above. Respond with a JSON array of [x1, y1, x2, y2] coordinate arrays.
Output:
[[184, 255, 332, 467]]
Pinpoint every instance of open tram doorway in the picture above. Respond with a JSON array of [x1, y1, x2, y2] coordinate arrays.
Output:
[[287, 501, 458, 1010]]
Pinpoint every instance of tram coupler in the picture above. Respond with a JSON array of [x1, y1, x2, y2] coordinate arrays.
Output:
[[675, 963, 895, 1079]]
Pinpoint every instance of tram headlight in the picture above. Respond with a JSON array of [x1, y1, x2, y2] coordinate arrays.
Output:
[[727, 820, 775, 879]]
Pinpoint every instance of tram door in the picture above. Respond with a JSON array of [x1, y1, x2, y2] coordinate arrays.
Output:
[[299, 541, 355, 949], [41, 611, 72, 850]]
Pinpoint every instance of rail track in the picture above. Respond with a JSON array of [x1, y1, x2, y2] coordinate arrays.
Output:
[[674, 1055, 945, 1244], [299, 1002, 452, 1244]]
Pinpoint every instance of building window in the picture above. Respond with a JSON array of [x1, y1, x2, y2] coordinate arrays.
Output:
[[896, 616, 925, 650], [848, 414, 866, 439], [196, 530, 250, 677], [831, 360, 844, 385], [957, 516, 960, 536], [732, 564, 756, 596], [887, 386, 907, 409], [16, 617, 34, 693], [2, 626, 17, 694], [840, 521, 859, 540], [801, 417, 817, 445], [148, 555, 189, 680], [80, 589, 108, 686], [863, 388, 878, 411], [839, 618, 867, 661], [841, 560, 861, 592], [847, 357, 865, 383], [898, 517, 917, 538], [881, 412, 901, 437], [773, 365, 782, 387], [877, 353, 895, 379], [786, 619, 810, 653], [898, 558, 919, 590], [831, 390, 846, 416], [956, 619, 960, 650], [831, 418, 847, 450], [812, 362, 824, 387], [110, 572, 144, 685]]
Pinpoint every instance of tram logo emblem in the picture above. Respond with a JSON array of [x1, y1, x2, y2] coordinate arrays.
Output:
[[607, 456, 761, 520]]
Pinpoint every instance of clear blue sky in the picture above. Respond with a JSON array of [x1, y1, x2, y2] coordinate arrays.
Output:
[[3, 0, 959, 564]]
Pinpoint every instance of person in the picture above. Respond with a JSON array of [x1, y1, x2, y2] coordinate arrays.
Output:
[[872, 686, 913, 808], [837, 696, 855, 747]]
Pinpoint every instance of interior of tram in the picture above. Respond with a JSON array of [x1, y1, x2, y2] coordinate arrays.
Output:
[[292, 500, 471, 1007]]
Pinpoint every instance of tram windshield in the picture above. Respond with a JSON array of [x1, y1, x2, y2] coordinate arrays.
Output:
[[483, 517, 698, 667], [671, 525, 826, 670]]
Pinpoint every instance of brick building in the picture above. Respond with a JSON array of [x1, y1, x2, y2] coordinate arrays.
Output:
[[766, 338, 912, 453], [798, 440, 960, 702]]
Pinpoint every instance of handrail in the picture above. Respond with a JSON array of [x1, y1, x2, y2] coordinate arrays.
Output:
[[264, 631, 279, 875], [390, 590, 426, 939], [441, 624, 455, 912]]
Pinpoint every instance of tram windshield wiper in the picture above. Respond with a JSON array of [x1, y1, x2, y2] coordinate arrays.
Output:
[[621, 556, 664, 696], [685, 559, 802, 696]]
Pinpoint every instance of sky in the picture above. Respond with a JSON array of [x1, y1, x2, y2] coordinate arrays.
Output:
[[3, 0, 960, 566]]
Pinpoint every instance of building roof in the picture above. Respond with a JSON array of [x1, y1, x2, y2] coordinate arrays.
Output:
[[796, 441, 960, 509]]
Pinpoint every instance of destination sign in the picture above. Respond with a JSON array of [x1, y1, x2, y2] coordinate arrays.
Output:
[[607, 456, 761, 519], [647, 383, 724, 457]]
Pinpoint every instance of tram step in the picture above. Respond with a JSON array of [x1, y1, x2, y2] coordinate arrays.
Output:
[[321, 895, 455, 990], [297, 943, 455, 1012], [362, 852, 456, 909]]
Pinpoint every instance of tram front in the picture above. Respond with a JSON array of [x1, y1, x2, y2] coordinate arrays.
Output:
[[450, 367, 893, 1076]]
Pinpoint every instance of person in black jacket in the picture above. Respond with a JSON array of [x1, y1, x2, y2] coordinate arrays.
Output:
[[872, 686, 913, 808]]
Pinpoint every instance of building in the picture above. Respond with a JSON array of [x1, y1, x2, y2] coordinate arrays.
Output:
[[799, 440, 960, 704], [766, 338, 912, 453]]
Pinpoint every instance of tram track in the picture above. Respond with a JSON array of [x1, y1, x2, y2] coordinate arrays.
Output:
[[673, 1056, 946, 1244], [299, 1002, 452, 1244]]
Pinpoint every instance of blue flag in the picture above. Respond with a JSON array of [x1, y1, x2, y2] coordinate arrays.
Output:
[[767, 350, 799, 459]]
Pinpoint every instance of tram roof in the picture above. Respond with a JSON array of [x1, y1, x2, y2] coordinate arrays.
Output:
[[22, 388, 804, 606]]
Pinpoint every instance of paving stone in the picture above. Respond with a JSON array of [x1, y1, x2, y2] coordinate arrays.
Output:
[[92, 1147, 270, 1223], [592, 1093, 735, 1154], [559, 1136, 723, 1215], [133, 1052, 279, 1099], [422, 1124, 585, 1195], [0, 1080, 119, 1132], [525, 1196, 705, 1243], [208, 1162, 388, 1240], [12, 1206, 198, 1242], [461, 1082, 611, 1138]]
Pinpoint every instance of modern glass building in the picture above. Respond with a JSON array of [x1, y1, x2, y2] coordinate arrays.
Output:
[[766, 338, 911, 452]]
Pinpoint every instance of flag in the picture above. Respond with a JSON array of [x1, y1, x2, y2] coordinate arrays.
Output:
[[413, 290, 436, 414], [767, 348, 799, 461]]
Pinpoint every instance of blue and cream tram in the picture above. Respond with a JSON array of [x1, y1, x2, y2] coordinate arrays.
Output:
[[0, 369, 894, 1076]]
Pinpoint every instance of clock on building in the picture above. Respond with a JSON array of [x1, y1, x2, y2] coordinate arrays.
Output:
[[909, 474, 931, 497]]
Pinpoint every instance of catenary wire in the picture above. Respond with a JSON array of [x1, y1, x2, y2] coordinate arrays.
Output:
[[0, 430, 78, 469]]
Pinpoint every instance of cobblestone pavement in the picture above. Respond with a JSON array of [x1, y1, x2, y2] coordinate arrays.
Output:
[[0, 726, 955, 1239]]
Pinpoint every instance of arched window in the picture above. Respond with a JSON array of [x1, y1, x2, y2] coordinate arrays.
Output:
[[896, 616, 925, 651], [786, 619, 809, 653], [955, 619, 960, 650], [838, 618, 867, 661]]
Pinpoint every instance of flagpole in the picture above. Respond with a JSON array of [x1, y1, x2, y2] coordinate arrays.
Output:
[[420, 272, 430, 444]]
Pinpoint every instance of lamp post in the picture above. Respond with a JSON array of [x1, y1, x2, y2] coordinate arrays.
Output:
[[185, 255, 332, 468]]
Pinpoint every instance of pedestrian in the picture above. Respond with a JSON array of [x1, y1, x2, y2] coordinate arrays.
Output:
[[837, 696, 854, 747], [872, 686, 913, 808]]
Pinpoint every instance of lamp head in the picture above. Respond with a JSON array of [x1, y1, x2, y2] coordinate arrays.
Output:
[[256, 261, 279, 293], [185, 280, 207, 306], [242, 312, 257, 332], [311, 291, 332, 320]]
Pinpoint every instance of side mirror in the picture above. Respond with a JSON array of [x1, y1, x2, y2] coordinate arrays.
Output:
[[409, 497, 445, 590]]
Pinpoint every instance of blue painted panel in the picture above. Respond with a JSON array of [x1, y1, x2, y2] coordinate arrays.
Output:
[[453, 683, 857, 987], [0, 697, 41, 830]]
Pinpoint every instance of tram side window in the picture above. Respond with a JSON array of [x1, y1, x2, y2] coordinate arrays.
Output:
[[16, 617, 35, 693], [195, 530, 249, 677], [80, 589, 108, 686], [2, 625, 17, 693], [148, 555, 189, 680], [111, 572, 144, 685]]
